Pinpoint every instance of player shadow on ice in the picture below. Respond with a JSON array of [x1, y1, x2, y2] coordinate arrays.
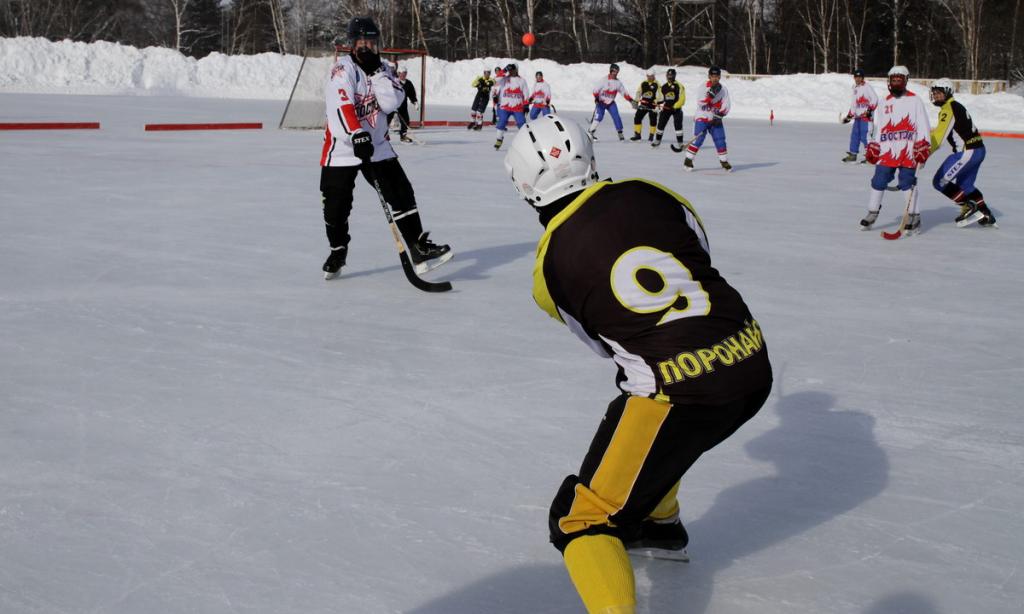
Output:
[[692, 161, 778, 173], [637, 387, 890, 614], [333, 241, 535, 283], [864, 591, 941, 614], [405, 563, 583, 614]]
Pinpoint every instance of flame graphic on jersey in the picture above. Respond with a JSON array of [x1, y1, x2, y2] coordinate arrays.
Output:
[[354, 91, 380, 128], [880, 115, 916, 135], [878, 115, 918, 167]]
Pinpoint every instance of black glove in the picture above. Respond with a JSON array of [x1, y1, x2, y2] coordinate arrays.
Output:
[[710, 115, 723, 127], [352, 131, 373, 162], [353, 48, 382, 74]]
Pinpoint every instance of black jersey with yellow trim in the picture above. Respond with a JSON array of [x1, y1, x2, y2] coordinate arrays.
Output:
[[931, 99, 983, 153], [658, 82, 685, 109], [532, 179, 771, 404]]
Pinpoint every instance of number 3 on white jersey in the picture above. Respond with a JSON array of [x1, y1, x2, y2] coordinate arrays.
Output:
[[611, 247, 711, 325]]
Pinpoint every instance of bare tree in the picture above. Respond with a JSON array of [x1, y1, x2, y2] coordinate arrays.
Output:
[[937, 0, 985, 79], [799, 0, 838, 72]]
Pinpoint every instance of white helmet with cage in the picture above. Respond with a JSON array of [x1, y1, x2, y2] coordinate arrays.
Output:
[[503, 114, 600, 208]]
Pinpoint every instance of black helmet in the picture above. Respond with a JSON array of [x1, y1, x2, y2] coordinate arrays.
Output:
[[853, 68, 865, 78], [505, 63, 517, 74], [609, 63, 620, 73], [708, 66, 722, 76], [666, 68, 677, 79], [346, 16, 380, 41]]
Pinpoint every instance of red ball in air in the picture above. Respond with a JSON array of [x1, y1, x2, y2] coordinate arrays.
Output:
[[522, 32, 536, 47]]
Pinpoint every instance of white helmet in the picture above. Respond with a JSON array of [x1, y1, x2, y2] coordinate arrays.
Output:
[[888, 65, 910, 77], [931, 78, 954, 97], [503, 114, 599, 207]]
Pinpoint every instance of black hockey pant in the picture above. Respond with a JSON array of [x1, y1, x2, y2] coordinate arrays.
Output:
[[396, 103, 411, 135], [657, 108, 684, 136], [320, 158, 424, 251], [633, 107, 657, 131], [548, 384, 771, 552]]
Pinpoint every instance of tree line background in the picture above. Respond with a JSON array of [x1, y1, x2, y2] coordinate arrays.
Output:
[[1, 0, 1020, 81]]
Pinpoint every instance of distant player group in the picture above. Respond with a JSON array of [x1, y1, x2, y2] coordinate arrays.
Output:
[[468, 62, 734, 172], [842, 65, 997, 234]]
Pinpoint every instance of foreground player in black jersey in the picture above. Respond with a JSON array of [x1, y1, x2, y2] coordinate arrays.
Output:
[[503, 115, 772, 614]]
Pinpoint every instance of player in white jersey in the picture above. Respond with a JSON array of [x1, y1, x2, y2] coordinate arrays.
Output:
[[528, 71, 553, 120], [588, 63, 634, 141], [493, 63, 530, 150], [684, 66, 732, 171], [842, 68, 879, 163], [319, 17, 451, 279], [858, 66, 932, 233]]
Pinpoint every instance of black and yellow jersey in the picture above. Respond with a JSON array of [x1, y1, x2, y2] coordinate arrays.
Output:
[[657, 82, 685, 110], [533, 179, 771, 405], [472, 76, 495, 96], [930, 99, 983, 153], [635, 80, 659, 109]]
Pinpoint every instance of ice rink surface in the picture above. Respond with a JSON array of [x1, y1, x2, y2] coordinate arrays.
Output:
[[2, 94, 1023, 614]]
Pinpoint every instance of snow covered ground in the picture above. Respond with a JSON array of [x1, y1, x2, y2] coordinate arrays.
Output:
[[3, 36, 1024, 130], [1, 91, 1023, 613]]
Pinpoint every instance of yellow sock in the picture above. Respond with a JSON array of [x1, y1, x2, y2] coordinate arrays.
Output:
[[563, 534, 636, 614], [648, 481, 681, 521]]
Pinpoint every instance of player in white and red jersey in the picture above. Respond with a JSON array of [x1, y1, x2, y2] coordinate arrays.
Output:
[[319, 17, 451, 279], [493, 63, 529, 150], [841, 68, 879, 162], [858, 66, 932, 233], [528, 71, 553, 120], [684, 66, 732, 171], [588, 63, 634, 141]]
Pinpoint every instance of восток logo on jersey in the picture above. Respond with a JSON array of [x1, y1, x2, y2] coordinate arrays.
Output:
[[353, 92, 380, 127], [549, 147, 562, 158]]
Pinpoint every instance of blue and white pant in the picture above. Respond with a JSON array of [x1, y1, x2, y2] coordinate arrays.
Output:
[[591, 103, 624, 132], [848, 118, 871, 154], [933, 147, 985, 197], [687, 121, 727, 160], [496, 108, 527, 134]]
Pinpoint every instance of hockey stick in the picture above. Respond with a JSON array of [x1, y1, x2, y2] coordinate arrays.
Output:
[[366, 167, 453, 292], [880, 165, 921, 240]]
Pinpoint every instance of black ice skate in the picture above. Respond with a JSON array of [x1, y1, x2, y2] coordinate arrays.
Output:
[[409, 232, 453, 274], [683, 157, 694, 171], [841, 152, 858, 163], [466, 122, 475, 130], [859, 210, 880, 230], [720, 160, 733, 172], [588, 129, 598, 141], [956, 201, 984, 228], [400, 134, 413, 143], [494, 138, 503, 150], [322, 247, 347, 280], [617, 131, 625, 141], [630, 133, 642, 141], [624, 518, 690, 562], [473, 123, 482, 131], [977, 204, 998, 228]]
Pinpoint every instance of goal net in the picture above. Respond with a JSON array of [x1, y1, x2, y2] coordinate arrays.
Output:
[[279, 46, 428, 130]]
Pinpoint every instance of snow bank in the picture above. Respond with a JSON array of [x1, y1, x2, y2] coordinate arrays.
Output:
[[2, 36, 1023, 130]]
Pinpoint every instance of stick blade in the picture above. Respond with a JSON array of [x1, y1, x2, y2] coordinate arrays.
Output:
[[399, 252, 453, 292], [880, 228, 903, 240]]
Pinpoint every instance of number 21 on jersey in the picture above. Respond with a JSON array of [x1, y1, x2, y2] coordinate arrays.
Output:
[[610, 246, 710, 325]]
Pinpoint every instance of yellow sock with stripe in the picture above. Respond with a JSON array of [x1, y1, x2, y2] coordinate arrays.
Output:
[[563, 534, 636, 614]]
